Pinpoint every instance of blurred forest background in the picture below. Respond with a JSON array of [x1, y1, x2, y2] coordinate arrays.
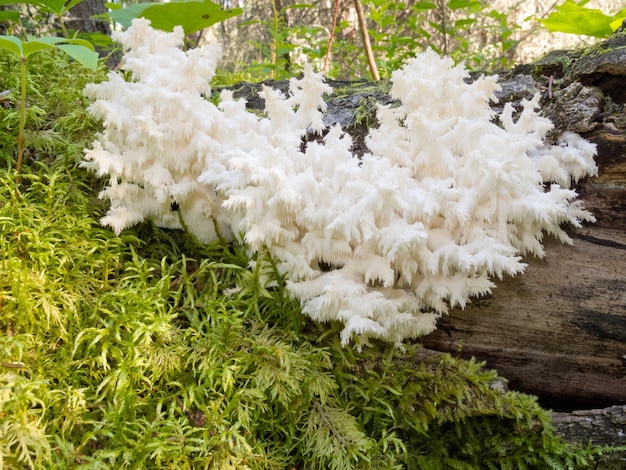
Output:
[[204, 0, 626, 79], [3, 0, 625, 80]]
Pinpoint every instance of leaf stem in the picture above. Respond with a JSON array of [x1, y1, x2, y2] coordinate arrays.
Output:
[[15, 56, 27, 185]]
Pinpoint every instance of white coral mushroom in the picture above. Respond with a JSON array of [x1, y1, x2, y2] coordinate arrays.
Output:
[[83, 21, 597, 345]]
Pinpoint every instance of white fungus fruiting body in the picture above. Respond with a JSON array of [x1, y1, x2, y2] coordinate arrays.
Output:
[[83, 19, 597, 345]]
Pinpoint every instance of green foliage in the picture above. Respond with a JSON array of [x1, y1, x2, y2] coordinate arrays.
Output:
[[540, 0, 626, 38], [108, 0, 243, 37], [0, 35, 97, 67], [235, 0, 521, 82], [240, 1, 318, 79], [0, 46, 104, 179], [334, 348, 601, 469], [361, 0, 519, 77], [0, 0, 96, 39], [0, 162, 604, 468], [0, 0, 82, 22], [0, 1, 98, 183], [0, 9, 21, 23]]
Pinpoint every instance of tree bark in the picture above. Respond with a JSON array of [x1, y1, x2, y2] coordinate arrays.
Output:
[[553, 405, 626, 447], [66, 0, 110, 36]]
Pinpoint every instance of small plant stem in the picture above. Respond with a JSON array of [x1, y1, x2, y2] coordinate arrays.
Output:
[[270, 0, 279, 79], [15, 56, 28, 185], [440, 0, 447, 56], [58, 15, 70, 38], [353, 0, 379, 81], [324, 0, 341, 75]]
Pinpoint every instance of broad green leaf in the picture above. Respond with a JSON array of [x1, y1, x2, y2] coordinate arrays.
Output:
[[140, 0, 242, 35], [455, 18, 476, 28], [32, 36, 73, 46], [0, 36, 97, 66], [539, 0, 616, 37], [413, 1, 436, 10], [448, 0, 481, 10], [77, 31, 114, 49], [0, 0, 82, 15], [41, 0, 83, 14], [34, 36, 95, 50], [487, 10, 506, 20], [21, 40, 54, 57], [55, 44, 99, 69], [109, 0, 242, 35], [0, 10, 20, 22], [0, 35, 22, 56], [108, 2, 156, 28], [609, 9, 626, 31]]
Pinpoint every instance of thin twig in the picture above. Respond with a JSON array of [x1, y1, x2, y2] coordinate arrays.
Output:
[[353, 0, 379, 80], [1, 362, 25, 369], [440, 0, 447, 56], [324, 0, 341, 75]]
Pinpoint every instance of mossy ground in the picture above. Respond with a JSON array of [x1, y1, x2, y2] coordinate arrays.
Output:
[[0, 48, 611, 469]]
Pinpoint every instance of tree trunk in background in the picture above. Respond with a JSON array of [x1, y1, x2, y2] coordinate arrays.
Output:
[[66, 0, 110, 35]]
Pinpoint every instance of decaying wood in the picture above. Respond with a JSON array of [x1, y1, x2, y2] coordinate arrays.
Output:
[[422, 230, 626, 409], [553, 404, 626, 447], [553, 405, 626, 468]]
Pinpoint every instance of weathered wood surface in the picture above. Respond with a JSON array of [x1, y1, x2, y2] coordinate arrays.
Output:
[[553, 405, 626, 468], [422, 228, 626, 410], [221, 31, 626, 414], [553, 404, 626, 447]]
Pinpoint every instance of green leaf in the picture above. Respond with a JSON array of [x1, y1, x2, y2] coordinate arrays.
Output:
[[104, 1, 122, 9], [448, 0, 481, 10], [141, 0, 242, 35], [413, 1, 436, 10], [21, 40, 53, 57], [0, 36, 98, 67], [539, 0, 620, 38], [0, 10, 21, 22], [36, 36, 95, 51], [455, 18, 476, 28], [0, 0, 83, 16], [55, 44, 99, 69], [109, 0, 242, 35], [238, 19, 263, 27], [77, 31, 114, 49], [610, 11, 626, 31], [108, 2, 156, 28], [0, 35, 23, 56]]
